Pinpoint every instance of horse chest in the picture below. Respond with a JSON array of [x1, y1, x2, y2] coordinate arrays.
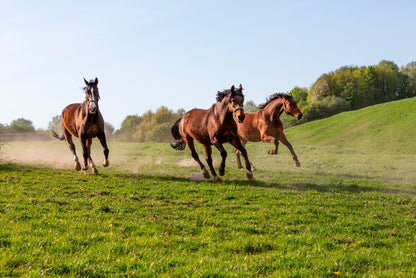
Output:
[[215, 123, 238, 142]]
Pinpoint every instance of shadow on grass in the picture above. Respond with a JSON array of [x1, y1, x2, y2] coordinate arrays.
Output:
[[107, 170, 416, 196], [2, 163, 414, 196]]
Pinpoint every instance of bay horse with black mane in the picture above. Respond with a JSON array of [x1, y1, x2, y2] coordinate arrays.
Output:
[[171, 84, 253, 181], [53, 78, 109, 175], [235, 93, 303, 170]]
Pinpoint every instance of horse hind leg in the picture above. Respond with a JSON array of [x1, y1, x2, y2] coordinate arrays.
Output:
[[204, 144, 221, 182], [186, 137, 210, 179], [86, 138, 98, 175], [278, 133, 301, 167], [64, 132, 81, 171]]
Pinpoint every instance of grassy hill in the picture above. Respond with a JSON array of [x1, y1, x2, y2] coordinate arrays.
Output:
[[286, 97, 416, 154]]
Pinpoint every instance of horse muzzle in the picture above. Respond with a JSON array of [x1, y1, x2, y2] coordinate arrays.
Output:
[[233, 106, 245, 123], [237, 114, 245, 123], [89, 102, 97, 114], [296, 112, 303, 120]]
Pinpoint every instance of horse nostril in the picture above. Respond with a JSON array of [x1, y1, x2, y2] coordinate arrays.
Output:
[[298, 114, 303, 120]]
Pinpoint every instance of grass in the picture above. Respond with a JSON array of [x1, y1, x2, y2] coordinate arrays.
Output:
[[1, 98, 416, 276], [286, 96, 416, 154]]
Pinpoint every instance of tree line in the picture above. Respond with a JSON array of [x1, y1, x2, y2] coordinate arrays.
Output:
[[2, 60, 415, 142], [286, 60, 416, 126]]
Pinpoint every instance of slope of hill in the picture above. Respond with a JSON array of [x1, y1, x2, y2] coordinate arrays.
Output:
[[286, 97, 416, 154]]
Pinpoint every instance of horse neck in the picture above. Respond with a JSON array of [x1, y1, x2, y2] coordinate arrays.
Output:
[[81, 100, 98, 119], [261, 98, 284, 121], [213, 97, 232, 122]]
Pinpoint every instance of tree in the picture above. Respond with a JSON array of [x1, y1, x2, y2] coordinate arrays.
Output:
[[401, 61, 416, 96], [134, 106, 183, 142], [118, 115, 142, 142], [290, 86, 308, 102], [309, 74, 332, 102], [48, 115, 61, 132], [374, 60, 401, 101], [244, 100, 257, 112], [10, 118, 35, 132], [104, 122, 115, 141]]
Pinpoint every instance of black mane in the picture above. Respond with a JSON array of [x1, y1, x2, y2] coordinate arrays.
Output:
[[258, 93, 291, 109], [216, 87, 244, 102]]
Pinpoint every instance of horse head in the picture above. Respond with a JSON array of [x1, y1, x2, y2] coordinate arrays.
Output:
[[228, 84, 245, 123], [282, 94, 303, 120], [84, 77, 100, 114]]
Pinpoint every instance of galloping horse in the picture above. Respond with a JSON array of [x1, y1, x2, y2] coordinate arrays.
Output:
[[171, 84, 253, 181], [235, 93, 303, 170], [53, 78, 109, 175]]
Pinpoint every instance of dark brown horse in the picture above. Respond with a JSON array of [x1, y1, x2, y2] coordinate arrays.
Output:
[[171, 84, 253, 181], [53, 78, 109, 175], [235, 93, 303, 170]]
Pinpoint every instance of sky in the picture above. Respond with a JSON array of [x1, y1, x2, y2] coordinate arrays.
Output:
[[1, 0, 415, 130]]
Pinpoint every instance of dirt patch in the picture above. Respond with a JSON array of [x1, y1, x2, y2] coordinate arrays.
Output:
[[178, 159, 198, 167], [189, 172, 208, 181]]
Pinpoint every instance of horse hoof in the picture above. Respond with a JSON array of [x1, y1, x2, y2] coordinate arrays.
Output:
[[250, 165, 257, 171], [214, 176, 223, 182], [75, 163, 81, 171], [103, 160, 110, 167], [295, 161, 301, 167], [92, 168, 99, 175], [202, 169, 210, 179], [268, 150, 277, 155], [219, 167, 225, 176], [83, 171, 89, 176], [246, 171, 254, 180]]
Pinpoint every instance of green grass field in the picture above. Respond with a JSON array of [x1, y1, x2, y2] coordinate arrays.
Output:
[[1, 98, 416, 277]]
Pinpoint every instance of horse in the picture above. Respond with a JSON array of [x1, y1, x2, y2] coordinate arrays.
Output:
[[235, 93, 303, 170], [52, 78, 109, 175], [170, 84, 253, 182]]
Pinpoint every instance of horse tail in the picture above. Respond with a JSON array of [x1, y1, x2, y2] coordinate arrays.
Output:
[[170, 117, 186, 151], [52, 131, 65, 141]]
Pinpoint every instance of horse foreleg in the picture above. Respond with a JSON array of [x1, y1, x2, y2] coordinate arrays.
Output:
[[86, 138, 98, 175], [235, 149, 243, 169], [98, 133, 110, 167], [278, 132, 301, 167], [213, 141, 227, 177], [79, 136, 90, 175], [204, 144, 221, 182], [230, 138, 253, 180], [186, 138, 210, 179], [262, 135, 279, 155]]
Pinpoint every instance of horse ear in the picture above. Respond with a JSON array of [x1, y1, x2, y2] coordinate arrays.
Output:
[[84, 78, 89, 86], [239, 84, 242, 90], [94, 77, 98, 85], [230, 85, 235, 97]]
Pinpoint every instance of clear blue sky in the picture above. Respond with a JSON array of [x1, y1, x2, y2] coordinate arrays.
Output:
[[1, 0, 415, 130]]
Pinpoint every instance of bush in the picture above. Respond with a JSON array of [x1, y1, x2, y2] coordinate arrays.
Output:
[[146, 122, 173, 143]]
